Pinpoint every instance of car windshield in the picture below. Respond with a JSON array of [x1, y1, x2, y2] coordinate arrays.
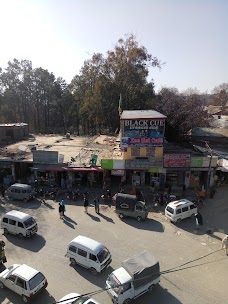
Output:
[[24, 217, 36, 228], [166, 206, 174, 214], [107, 273, 122, 294], [97, 247, 109, 263], [71, 296, 90, 304], [29, 272, 45, 290]]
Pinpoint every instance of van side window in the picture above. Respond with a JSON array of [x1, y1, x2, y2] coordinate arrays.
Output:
[[190, 204, 196, 210], [16, 277, 26, 289], [18, 222, 24, 228], [89, 254, 97, 261], [9, 219, 16, 225], [7, 275, 17, 283], [69, 246, 77, 253], [2, 218, 8, 223], [15, 189, 21, 193], [22, 190, 27, 193], [78, 248, 87, 257], [136, 206, 143, 211], [176, 209, 181, 214], [182, 206, 188, 212]]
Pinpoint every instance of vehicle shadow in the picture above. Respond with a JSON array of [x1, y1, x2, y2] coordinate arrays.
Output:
[[5, 233, 46, 252], [121, 217, 164, 232], [0, 263, 6, 273], [2, 198, 42, 210], [133, 283, 182, 304], [0, 288, 55, 304], [70, 263, 114, 288]]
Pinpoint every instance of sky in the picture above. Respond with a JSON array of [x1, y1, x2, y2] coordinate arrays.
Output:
[[0, 0, 227, 94]]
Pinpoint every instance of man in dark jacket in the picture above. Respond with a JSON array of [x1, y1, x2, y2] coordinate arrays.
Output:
[[94, 197, 100, 214], [195, 212, 203, 229]]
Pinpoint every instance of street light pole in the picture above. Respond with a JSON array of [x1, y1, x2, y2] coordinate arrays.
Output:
[[205, 141, 213, 197]]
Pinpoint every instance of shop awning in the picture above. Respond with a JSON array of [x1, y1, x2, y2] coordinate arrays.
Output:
[[46, 165, 103, 172]]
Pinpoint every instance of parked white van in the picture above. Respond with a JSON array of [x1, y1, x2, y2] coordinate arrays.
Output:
[[165, 199, 197, 224], [1, 210, 38, 238], [66, 235, 112, 275], [5, 183, 35, 202]]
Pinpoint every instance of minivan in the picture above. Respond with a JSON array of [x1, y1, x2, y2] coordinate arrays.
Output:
[[1, 210, 38, 237], [66, 235, 112, 275], [165, 199, 197, 224], [5, 183, 35, 202]]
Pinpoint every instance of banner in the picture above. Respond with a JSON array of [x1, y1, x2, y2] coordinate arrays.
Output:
[[164, 154, 190, 168]]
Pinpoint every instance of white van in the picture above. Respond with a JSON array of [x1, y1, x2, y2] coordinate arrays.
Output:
[[165, 199, 197, 224], [1, 210, 38, 238], [5, 183, 35, 202], [66, 235, 112, 275]]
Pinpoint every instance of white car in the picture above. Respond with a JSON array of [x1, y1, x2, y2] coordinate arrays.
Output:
[[0, 264, 47, 302], [59, 293, 100, 304]]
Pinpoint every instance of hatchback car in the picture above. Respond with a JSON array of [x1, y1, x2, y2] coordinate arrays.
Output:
[[59, 292, 100, 304], [0, 264, 47, 302]]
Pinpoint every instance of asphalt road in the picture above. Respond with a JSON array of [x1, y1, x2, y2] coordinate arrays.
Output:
[[0, 193, 228, 304]]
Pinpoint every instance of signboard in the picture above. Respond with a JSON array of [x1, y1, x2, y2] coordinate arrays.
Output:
[[125, 158, 163, 170], [122, 119, 165, 147], [32, 151, 59, 163], [164, 154, 190, 168], [111, 170, 125, 176], [191, 156, 218, 168], [101, 159, 113, 169]]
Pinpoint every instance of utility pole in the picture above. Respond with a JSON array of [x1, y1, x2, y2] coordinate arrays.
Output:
[[205, 141, 213, 197]]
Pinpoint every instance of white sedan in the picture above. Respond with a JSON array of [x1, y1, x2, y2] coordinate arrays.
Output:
[[58, 292, 100, 304], [0, 264, 48, 302]]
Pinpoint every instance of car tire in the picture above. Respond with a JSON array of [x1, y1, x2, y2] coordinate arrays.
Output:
[[0, 282, 5, 289], [137, 216, 142, 222], [119, 213, 124, 219], [4, 228, 8, 235], [90, 267, 98, 275], [148, 284, 154, 293], [22, 295, 30, 303], [70, 258, 76, 266], [123, 299, 131, 304], [19, 233, 24, 239]]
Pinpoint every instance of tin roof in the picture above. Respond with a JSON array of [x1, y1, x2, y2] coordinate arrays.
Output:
[[120, 110, 166, 119]]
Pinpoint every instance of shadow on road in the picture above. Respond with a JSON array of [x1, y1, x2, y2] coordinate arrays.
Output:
[[98, 212, 115, 224], [0, 288, 55, 304], [5, 233, 46, 252], [87, 213, 101, 222], [62, 217, 76, 229], [121, 217, 164, 232], [133, 284, 182, 304], [0, 263, 6, 273], [70, 263, 114, 288]]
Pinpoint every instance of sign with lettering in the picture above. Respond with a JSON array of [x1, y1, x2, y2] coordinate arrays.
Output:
[[164, 154, 190, 168], [122, 119, 165, 147], [125, 158, 163, 169]]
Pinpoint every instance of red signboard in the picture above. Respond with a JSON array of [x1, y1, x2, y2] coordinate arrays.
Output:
[[164, 154, 190, 168]]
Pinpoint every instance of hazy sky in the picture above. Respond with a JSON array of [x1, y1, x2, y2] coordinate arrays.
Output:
[[0, 0, 227, 93]]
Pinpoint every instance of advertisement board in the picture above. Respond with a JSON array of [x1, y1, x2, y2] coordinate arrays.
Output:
[[122, 119, 165, 147], [164, 154, 190, 168], [125, 158, 163, 169]]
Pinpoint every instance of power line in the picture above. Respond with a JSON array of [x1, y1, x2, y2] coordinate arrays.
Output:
[[50, 249, 225, 304]]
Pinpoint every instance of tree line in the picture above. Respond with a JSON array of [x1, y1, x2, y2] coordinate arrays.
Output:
[[0, 34, 227, 141]]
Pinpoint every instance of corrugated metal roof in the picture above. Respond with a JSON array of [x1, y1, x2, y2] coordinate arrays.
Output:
[[120, 110, 166, 119]]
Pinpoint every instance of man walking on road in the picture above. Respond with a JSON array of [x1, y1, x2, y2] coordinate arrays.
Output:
[[195, 212, 203, 229], [94, 197, 100, 214], [222, 235, 228, 255]]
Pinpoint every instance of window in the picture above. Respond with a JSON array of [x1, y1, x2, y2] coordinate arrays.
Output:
[[2, 218, 8, 223], [16, 278, 26, 289], [18, 222, 24, 228], [136, 206, 143, 211], [146, 148, 155, 157], [182, 207, 188, 213], [121, 282, 131, 292], [77, 248, 87, 257], [9, 219, 16, 225], [89, 254, 97, 261], [131, 148, 140, 157], [15, 189, 21, 193], [29, 272, 45, 290], [22, 190, 27, 193], [176, 209, 182, 214], [190, 204, 196, 210], [7, 275, 17, 283], [166, 206, 174, 214], [69, 246, 77, 253]]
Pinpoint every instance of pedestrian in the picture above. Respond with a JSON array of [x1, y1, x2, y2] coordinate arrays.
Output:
[[150, 181, 155, 194], [59, 199, 65, 219], [84, 196, 89, 214], [0, 184, 5, 198], [221, 235, 228, 255], [195, 212, 203, 229], [94, 197, 100, 214]]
